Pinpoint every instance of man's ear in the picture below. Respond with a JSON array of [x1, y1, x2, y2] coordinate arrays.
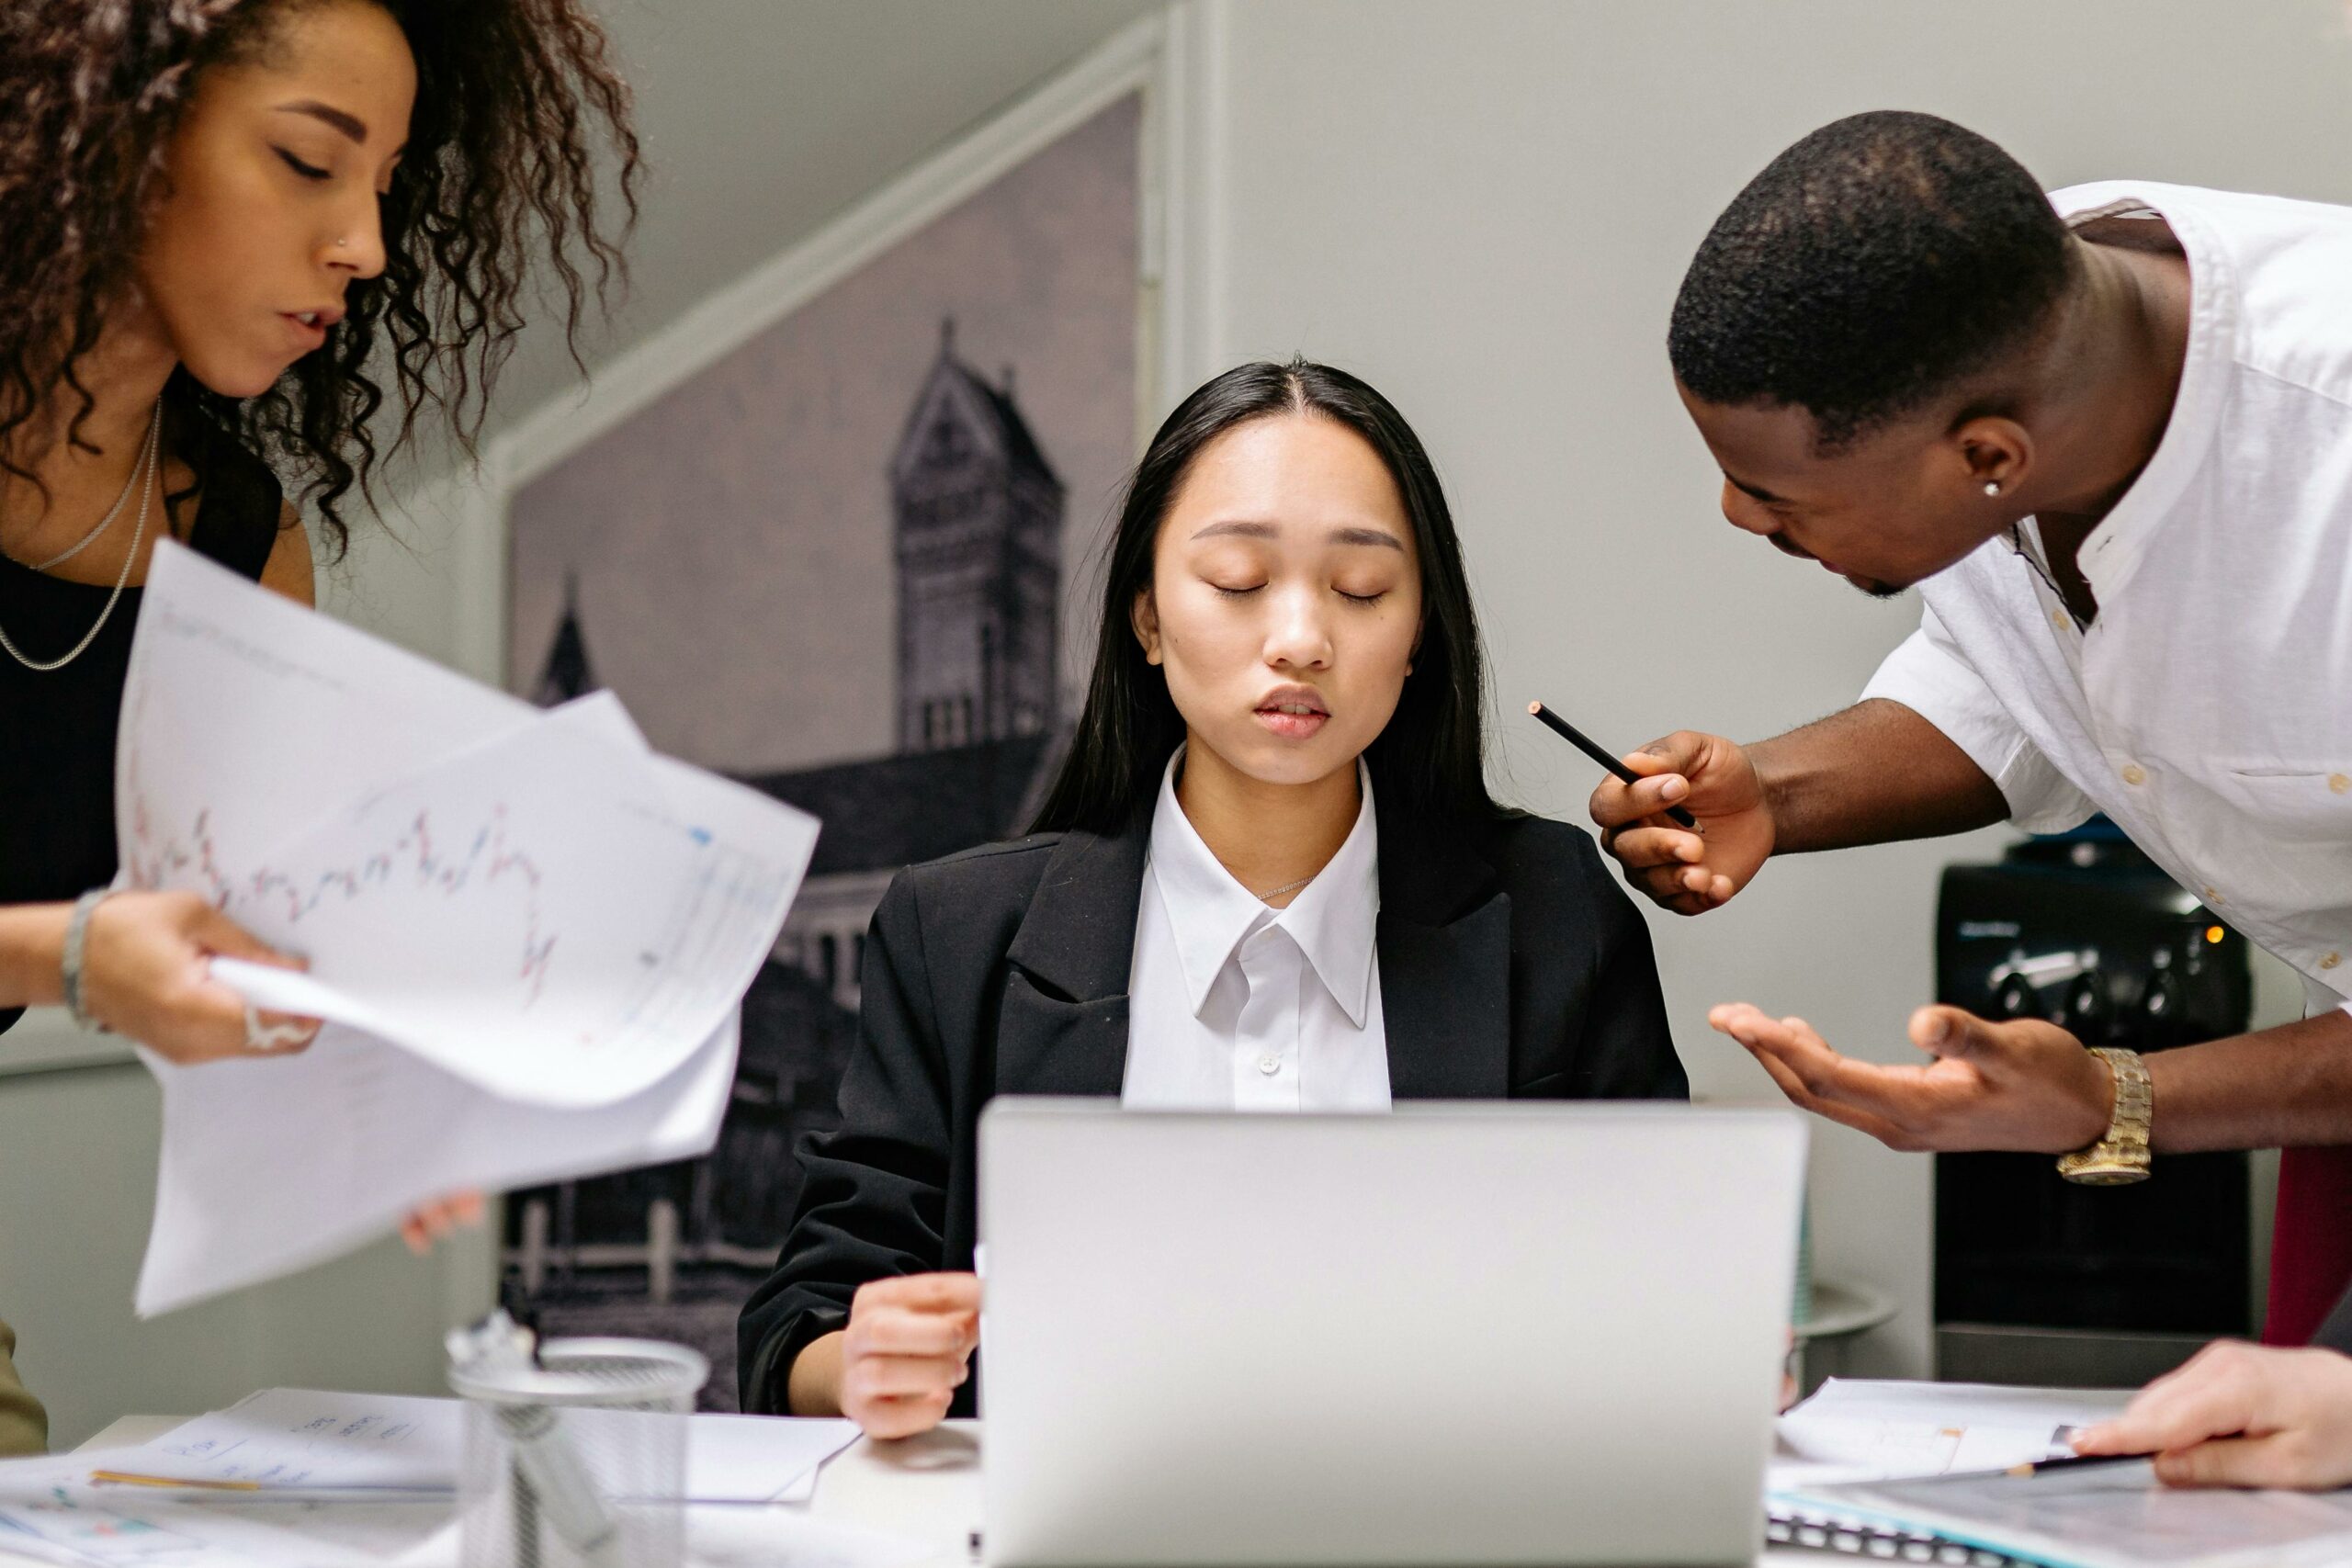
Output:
[[1951, 415, 2033, 499], [1132, 586, 1163, 666]]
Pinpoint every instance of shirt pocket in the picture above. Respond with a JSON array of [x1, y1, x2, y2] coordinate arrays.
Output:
[[2222, 766, 2352, 844]]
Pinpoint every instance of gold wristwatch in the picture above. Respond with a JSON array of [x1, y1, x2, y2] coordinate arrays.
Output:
[[2056, 1046, 2153, 1185]]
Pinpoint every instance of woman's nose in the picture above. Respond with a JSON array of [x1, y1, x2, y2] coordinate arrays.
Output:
[[1262, 587, 1333, 668], [324, 194, 389, 280]]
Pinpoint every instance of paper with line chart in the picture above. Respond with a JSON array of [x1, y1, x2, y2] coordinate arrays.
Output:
[[112, 542, 819, 1313], [120, 542, 819, 1107]]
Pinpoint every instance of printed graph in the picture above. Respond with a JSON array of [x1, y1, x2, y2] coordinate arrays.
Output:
[[125, 790, 560, 1005]]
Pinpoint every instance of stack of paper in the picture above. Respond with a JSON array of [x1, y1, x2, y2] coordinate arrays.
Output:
[[1773, 1380, 2352, 1568], [115, 542, 820, 1314], [0, 1387, 879, 1568], [1772, 1376, 2132, 1489]]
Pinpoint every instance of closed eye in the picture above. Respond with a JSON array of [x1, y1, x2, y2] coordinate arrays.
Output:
[[276, 147, 331, 181], [1212, 583, 1264, 599], [1337, 589, 1387, 605]]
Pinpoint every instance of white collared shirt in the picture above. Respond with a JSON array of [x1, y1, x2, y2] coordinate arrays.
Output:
[[1120, 751, 1391, 1111], [1862, 181, 2352, 1020]]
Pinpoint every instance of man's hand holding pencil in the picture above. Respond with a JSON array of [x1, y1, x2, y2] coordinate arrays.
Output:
[[1584, 729, 1776, 917]]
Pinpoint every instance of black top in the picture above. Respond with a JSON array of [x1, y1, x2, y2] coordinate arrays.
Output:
[[736, 798, 1687, 1416], [0, 440, 283, 1034]]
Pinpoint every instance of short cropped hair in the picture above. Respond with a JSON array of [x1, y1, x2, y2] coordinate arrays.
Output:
[[1668, 110, 2074, 448]]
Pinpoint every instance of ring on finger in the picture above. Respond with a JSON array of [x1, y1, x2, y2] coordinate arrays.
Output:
[[244, 1002, 310, 1054]]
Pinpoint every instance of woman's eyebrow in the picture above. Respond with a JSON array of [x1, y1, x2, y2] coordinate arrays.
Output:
[[1188, 520, 1403, 550], [1189, 519, 1277, 542], [275, 100, 369, 143]]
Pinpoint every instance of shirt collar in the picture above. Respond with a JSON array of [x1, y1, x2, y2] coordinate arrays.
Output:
[[2032, 185, 2237, 606], [1144, 749, 1383, 1027]]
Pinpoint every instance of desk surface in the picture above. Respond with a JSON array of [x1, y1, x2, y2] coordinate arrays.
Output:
[[16, 1416, 1806, 1568]]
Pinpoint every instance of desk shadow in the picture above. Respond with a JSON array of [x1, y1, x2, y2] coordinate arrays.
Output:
[[873, 1425, 980, 1472]]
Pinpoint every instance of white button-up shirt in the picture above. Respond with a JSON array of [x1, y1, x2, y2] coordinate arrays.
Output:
[[1863, 181, 2352, 1020], [1120, 751, 1391, 1111]]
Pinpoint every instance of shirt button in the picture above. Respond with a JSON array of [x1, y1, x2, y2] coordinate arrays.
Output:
[[2331, 773, 2350, 795], [2201, 886, 2224, 906], [1258, 1054, 1280, 1075], [2324, 953, 2344, 971], [2052, 609, 2070, 630], [2120, 763, 2147, 786]]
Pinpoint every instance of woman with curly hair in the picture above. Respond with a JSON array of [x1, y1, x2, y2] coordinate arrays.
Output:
[[0, 0, 639, 1450]]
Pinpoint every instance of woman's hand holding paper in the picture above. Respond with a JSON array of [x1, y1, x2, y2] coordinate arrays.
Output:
[[79, 891, 320, 1064], [2075, 1341, 2352, 1490]]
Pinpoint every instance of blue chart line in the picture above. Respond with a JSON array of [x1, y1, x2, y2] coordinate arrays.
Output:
[[128, 796, 560, 1004]]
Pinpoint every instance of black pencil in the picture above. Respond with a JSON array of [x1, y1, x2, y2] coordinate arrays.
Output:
[[2000, 1451, 2151, 1479], [1526, 702, 1699, 829]]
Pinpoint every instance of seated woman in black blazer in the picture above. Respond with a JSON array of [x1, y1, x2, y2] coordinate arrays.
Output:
[[739, 359, 1686, 1435]]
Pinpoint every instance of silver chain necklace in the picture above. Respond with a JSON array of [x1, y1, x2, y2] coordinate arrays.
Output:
[[0, 402, 162, 672], [16, 402, 161, 573], [1254, 874, 1314, 902]]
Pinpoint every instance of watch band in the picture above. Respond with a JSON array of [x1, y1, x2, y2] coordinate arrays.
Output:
[[2056, 1046, 2152, 1186], [61, 887, 118, 1033]]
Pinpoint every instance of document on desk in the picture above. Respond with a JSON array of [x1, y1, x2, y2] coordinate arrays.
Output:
[[0, 1388, 859, 1506], [0, 1388, 883, 1568], [1772, 1376, 2133, 1488], [1769, 1380, 2352, 1568], [1801, 1460, 2352, 1568], [113, 543, 820, 1314]]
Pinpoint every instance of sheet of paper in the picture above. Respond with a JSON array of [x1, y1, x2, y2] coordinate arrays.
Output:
[[684, 1416, 860, 1504], [123, 545, 818, 1108], [108, 1389, 459, 1491], [3, 1392, 858, 1508], [0, 1485, 446, 1568], [136, 1012, 736, 1315], [1771, 1376, 2136, 1490], [1818, 1460, 2352, 1568], [113, 540, 819, 1310]]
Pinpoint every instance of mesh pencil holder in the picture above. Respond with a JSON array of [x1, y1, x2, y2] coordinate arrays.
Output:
[[447, 1335, 708, 1568]]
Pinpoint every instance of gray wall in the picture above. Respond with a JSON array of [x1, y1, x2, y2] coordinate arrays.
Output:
[[1194, 0, 2347, 1371], [0, 1043, 486, 1449]]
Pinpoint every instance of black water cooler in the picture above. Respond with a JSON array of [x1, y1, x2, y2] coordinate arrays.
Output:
[[1933, 824, 2256, 1387]]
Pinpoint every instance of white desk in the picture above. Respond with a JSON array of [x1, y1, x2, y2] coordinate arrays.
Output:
[[18, 1416, 1808, 1567]]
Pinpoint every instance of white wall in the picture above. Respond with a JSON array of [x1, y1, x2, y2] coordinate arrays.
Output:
[[1180, 0, 2352, 1373]]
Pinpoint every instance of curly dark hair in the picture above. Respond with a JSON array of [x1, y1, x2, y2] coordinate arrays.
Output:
[[0, 0, 642, 557], [1668, 110, 2075, 449]]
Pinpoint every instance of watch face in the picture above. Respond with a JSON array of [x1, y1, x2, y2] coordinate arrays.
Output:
[[2058, 1152, 2152, 1186]]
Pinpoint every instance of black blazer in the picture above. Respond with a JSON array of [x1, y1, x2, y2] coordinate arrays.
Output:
[[736, 799, 1686, 1414]]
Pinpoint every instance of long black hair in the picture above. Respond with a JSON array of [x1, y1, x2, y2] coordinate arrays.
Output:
[[1031, 358, 1503, 834]]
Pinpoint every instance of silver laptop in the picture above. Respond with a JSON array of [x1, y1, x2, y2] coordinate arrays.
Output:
[[978, 1100, 1804, 1567]]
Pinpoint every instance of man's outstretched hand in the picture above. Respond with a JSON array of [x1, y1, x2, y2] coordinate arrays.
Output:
[[1710, 1002, 2114, 1153]]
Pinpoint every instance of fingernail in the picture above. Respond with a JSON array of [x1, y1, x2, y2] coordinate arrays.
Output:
[[1925, 1014, 1951, 1043], [1659, 777, 1688, 802]]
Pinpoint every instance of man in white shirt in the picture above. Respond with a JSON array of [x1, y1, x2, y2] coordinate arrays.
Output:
[[1588, 110, 2352, 1483]]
